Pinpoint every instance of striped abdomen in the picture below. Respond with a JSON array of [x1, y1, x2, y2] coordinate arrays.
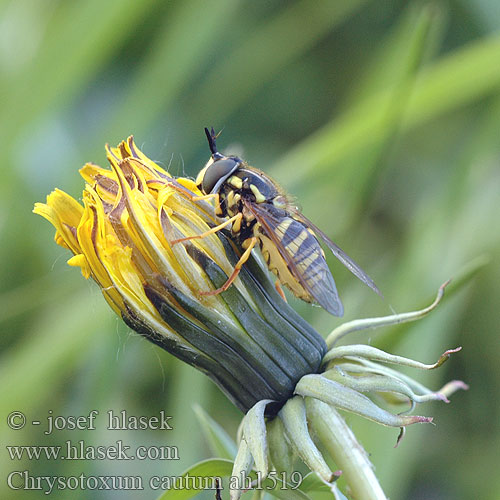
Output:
[[256, 216, 343, 316]]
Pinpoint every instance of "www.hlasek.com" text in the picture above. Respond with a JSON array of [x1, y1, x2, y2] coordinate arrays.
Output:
[[6, 440, 178, 461]]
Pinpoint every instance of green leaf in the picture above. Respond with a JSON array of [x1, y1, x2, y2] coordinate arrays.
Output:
[[0, 292, 111, 419], [298, 472, 331, 493], [0, 0, 159, 154], [193, 404, 238, 461], [271, 34, 500, 190], [259, 478, 312, 500], [184, 0, 368, 125], [104, 0, 241, 141], [155, 458, 233, 500], [153, 453, 311, 500]]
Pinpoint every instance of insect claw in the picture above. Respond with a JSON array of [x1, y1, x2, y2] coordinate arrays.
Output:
[[275, 280, 287, 302]]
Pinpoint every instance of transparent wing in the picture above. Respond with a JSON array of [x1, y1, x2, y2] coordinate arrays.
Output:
[[290, 209, 382, 297], [245, 201, 344, 316]]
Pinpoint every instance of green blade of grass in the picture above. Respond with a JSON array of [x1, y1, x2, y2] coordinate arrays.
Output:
[[193, 403, 238, 460], [102, 0, 241, 142], [184, 0, 368, 126], [0, 0, 159, 149], [271, 34, 500, 189]]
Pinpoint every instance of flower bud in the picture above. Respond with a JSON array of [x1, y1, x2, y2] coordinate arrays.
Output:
[[34, 137, 327, 414]]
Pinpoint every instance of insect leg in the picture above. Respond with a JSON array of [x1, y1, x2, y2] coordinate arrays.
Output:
[[171, 213, 242, 245], [275, 280, 287, 302], [191, 192, 223, 214], [159, 182, 222, 216], [200, 237, 258, 296]]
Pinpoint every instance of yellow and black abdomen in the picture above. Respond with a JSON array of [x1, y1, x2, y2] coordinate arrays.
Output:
[[215, 169, 344, 315], [257, 216, 343, 316]]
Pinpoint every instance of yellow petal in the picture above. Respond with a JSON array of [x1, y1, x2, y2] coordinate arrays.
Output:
[[126, 136, 171, 177], [67, 254, 91, 279], [33, 189, 83, 254], [46, 189, 83, 227], [176, 177, 201, 194]]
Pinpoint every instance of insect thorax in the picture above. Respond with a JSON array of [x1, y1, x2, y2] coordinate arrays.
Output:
[[218, 185, 256, 244]]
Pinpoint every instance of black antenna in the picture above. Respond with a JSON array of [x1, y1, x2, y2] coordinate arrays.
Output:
[[204, 127, 219, 156]]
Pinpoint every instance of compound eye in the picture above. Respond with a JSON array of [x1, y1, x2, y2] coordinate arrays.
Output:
[[201, 158, 239, 194]]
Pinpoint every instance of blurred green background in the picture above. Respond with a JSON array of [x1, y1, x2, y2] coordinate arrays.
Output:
[[1, 1, 499, 499]]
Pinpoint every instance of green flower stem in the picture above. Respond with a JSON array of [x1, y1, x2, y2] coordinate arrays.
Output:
[[306, 397, 388, 500]]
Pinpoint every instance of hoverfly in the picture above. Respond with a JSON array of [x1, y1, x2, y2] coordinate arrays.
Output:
[[173, 128, 381, 316]]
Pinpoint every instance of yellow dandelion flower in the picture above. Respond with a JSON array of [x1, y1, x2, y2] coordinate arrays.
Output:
[[34, 136, 326, 413]]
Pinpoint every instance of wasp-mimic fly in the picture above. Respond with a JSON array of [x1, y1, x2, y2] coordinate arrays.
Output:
[[172, 128, 381, 316]]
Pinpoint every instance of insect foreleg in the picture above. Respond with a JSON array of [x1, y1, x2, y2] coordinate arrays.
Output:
[[171, 213, 242, 245], [162, 180, 218, 202], [163, 183, 222, 216]]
